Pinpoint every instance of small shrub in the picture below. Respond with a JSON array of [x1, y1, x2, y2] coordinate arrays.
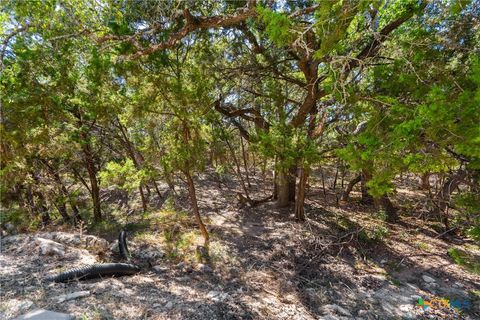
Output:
[[415, 241, 430, 251], [375, 210, 387, 221], [359, 226, 389, 244], [448, 248, 480, 275]]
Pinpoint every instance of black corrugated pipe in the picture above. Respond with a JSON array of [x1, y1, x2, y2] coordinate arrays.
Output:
[[46, 263, 140, 283], [45, 230, 139, 283], [118, 229, 130, 261]]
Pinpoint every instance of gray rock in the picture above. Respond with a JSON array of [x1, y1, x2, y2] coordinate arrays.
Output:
[[153, 265, 169, 273], [410, 295, 421, 301], [18, 300, 34, 312], [207, 290, 229, 302], [165, 301, 174, 310], [137, 249, 164, 261], [5, 222, 16, 232], [14, 309, 74, 320], [320, 304, 352, 317], [197, 263, 212, 272], [110, 242, 119, 253], [422, 275, 436, 283], [57, 291, 90, 303], [35, 238, 65, 257]]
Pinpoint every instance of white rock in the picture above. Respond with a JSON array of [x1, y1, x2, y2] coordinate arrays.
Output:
[[207, 290, 228, 302], [358, 310, 368, 316], [197, 263, 212, 272], [380, 259, 388, 264], [153, 265, 169, 273], [207, 290, 220, 298], [110, 242, 119, 253], [399, 304, 412, 312], [35, 238, 65, 257], [422, 275, 436, 283], [57, 291, 90, 303], [410, 295, 421, 301], [18, 300, 34, 311], [15, 309, 74, 320], [454, 281, 464, 288]]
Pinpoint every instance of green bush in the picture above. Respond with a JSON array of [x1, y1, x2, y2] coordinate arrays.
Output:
[[448, 248, 480, 275]]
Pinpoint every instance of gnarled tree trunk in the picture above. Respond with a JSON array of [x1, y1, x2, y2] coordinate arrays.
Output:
[[82, 143, 102, 222], [185, 171, 209, 243], [294, 168, 309, 221], [341, 174, 362, 202], [379, 195, 398, 223], [432, 169, 467, 230], [276, 168, 290, 208], [420, 172, 431, 190]]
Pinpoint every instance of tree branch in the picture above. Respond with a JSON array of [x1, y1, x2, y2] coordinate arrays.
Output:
[[104, 1, 258, 60]]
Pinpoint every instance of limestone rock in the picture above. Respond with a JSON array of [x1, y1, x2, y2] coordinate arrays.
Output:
[[153, 265, 169, 273], [35, 238, 65, 257], [320, 304, 352, 317], [57, 290, 90, 303], [15, 309, 73, 320], [422, 275, 436, 283]]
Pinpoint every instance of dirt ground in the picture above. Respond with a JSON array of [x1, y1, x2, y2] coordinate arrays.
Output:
[[1, 169, 479, 319]]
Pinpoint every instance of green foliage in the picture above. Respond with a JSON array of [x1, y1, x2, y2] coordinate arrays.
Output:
[[257, 5, 293, 46], [453, 192, 480, 242], [448, 248, 480, 275], [359, 225, 389, 244], [99, 159, 146, 191], [255, 123, 319, 171], [314, 0, 365, 57]]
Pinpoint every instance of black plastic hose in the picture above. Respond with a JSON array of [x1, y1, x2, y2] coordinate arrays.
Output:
[[46, 263, 140, 283], [118, 230, 130, 261]]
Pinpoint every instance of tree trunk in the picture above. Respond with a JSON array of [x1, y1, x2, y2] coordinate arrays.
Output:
[[294, 167, 309, 221], [341, 174, 362, 202], [185, 172, 209, 243], [117, 117, 150, 211], [52, 173, 71, 223], [272, 157, 278, 200], [380, 195, 398, 223], [37, 194, 50, 226], [360, 171, 374, 204], [56, 199, 70, 222], [276, 168, 290, 208], [70, 200, 81, 224], [321, 168, 327, 200], [29, 172, 50, 225], [223, 127, 251, 201], [25, 185, 36, 217], [139, 185, 147, 212], [420, 172, 430, 190], [152, 180, 163, 199], [240, 137, 251, 188], [83, 146, 102, 222], [288, 166, 296, 202], [432, 169, 467, 230]]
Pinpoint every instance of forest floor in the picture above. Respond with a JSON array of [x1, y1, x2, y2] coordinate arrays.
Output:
[[1, 168, 479, 320]]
